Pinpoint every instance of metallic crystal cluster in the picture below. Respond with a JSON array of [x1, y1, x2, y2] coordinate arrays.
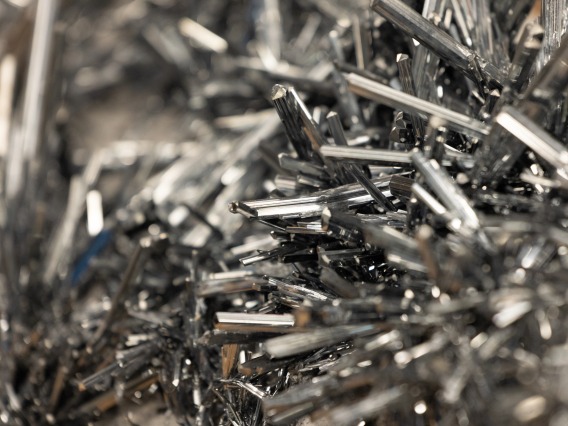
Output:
[[2, 0, 568, 425]]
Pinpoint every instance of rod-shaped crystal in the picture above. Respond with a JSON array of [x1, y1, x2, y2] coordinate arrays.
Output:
[[230, 175, 393, 219], [352, 14, 371, 70], [331, 69, 365, 129], [272, 84, 311, 160], [319, 267, 360, 299], [321, 145, 412, 165], [396, 54, 425, 143], [215, 313, 295, 327], [264, 324, 379, 358], [362, 225, 419, 254], [327, 111, 349, 146], [496, 106, 568, 172], [0, 55, 15, 159], [346, 73, 490, 138], [371, 0, 502, 89], [178, 18, 229, 53], [411, 183, 447, 216], [346, 164, 397, 211], [508, 24, 543, 94], [412, 151, 480, 231], [321, 386, 405, 425], [522, 33, 568, 119]]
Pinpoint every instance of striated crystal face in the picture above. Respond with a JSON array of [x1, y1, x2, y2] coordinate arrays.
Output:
[[539, 0, 568, 70]]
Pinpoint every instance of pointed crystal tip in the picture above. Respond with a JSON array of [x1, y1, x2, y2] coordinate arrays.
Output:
[[271, 84, 287, 100], [396, 53, 409, 62]]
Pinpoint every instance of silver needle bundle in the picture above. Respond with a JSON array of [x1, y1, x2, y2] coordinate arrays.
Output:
[[2, 1, 568, 425]]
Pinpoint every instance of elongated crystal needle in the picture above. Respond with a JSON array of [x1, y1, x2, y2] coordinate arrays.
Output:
[[346, 73, 490, 138], [371, 0, 503, 89]]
